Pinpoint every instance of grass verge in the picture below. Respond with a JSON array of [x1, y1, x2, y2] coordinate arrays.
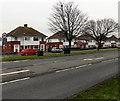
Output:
[[1, 49, 118, 61], [68, 75, 120, 100]]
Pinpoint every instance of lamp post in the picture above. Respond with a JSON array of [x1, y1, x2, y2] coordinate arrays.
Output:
[[23, 33, 25, 50]]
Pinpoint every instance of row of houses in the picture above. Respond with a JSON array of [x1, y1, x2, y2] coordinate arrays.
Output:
[[0, 24, 119, 54]]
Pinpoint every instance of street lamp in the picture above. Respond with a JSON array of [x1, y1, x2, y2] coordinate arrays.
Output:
[[23, 33, 25, 50]]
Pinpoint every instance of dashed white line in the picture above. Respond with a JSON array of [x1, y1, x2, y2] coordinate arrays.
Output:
[[84, 59, 93, 61], [23, 60, 28, 61], [95, 57, 104, 60], [2, 62, 11, 64], [0, 77, 30, 85], [14, 61, 20, 62], [56, 65, 87, 73], [75, 65, 87, 69], [88, 64, 92, 66], [56, 68, 74, 73], [0, 69, 30, 76], [101, 58, 117, 63]]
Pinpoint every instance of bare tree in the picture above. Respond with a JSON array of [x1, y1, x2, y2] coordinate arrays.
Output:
[[84, 18, 118, 51], [49, 1, 88, 49]]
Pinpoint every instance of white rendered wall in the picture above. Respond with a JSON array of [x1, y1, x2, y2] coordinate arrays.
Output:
[[48, 39, 59, 42], [7, 36, 46, 46], [88, 40, 96, 46]]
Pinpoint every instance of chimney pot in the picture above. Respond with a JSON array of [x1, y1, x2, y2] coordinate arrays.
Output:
[[24, 24, 27, 27]]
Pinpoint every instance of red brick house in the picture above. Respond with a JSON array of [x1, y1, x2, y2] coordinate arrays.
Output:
[[3, 24, 47, 54]]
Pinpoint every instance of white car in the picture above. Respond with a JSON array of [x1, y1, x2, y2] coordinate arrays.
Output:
[[51, 47, 63, 53]]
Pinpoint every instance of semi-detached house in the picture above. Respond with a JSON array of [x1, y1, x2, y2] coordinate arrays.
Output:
[[104, 35, 119, 48], [78, 34, 119, 49], [47, 31, 78, 51], [47, 32, 119, 50], [3, 24, 47, 54], [77, 34, 97, 49]]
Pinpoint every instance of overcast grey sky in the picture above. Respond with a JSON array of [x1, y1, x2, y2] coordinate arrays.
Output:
[[0, 0, 119, 37]]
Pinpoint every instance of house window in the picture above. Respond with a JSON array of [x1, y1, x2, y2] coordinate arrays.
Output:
[[41, 38, 44, 41], [14, 37, 17, 41], [34, 45, 38, 49], [33, 37, 39, 41], [59, 39, 61, 42], [25, 46, 28, 49], [25, 37, 30, 41], [88, 40, 92, 42]]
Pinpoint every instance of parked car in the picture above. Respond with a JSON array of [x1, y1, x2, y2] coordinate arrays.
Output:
[[51, 47, 63, 53], [20, 49, 38, 56]]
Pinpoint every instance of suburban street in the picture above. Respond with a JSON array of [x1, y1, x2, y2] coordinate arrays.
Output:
[[0, 0, 119, 100], [1, 51, 118, 82], [2, 57, 118, 99], [0, 50, 119, 99]]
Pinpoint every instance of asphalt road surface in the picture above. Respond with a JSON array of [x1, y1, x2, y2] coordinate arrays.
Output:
[[2, 51, 118, 70], [2, 58, 118, 99]]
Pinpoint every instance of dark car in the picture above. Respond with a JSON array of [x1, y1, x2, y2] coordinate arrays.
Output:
[[20, 49, 38, 56]]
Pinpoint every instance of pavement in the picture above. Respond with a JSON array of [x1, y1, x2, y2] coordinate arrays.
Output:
[[1, 50, 118, 82]]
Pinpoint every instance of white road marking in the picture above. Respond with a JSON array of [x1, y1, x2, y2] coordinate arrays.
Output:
[[0, 69, 30, 76], [94, 57, 104, 60], [0, 77, 30, 85], [56, 68, 74, 73], [2, 62, 11, 64], [23, 60, 27, 61], [56, 65, 87, 73], [75, 65, 87, 69], [88, 64, 92, 66], [84, 57, 104, 61], [14, 61, 20, 62], [84, 58, 93, 61], [101, 58, 117, 63]]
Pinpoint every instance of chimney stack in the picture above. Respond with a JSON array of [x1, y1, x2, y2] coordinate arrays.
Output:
[[24, 24, 28, 27]]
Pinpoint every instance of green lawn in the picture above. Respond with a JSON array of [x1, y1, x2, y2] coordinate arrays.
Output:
[[69, 76, 120, 100], [1, 48, 118, 61]]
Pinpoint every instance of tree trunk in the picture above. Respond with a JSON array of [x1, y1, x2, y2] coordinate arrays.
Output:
[[97, 43, 101, 51], [68, 40, 71, 49]]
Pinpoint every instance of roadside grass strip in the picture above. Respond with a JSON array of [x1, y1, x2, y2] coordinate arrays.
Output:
[[1, 49, 118, 62], [69, 76, 120, 100]]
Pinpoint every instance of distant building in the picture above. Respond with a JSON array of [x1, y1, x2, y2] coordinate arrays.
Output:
[[104, 35, 119, 48], [47, 32, 119, 50], [77, 34, 97, 49], [3, 24, 47, 54], [47, 31, 78, 51]]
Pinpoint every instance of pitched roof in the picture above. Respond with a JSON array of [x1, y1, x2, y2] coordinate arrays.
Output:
[[107, 35, 118, 41], [78, 34, 93, 40], [7, 25, 47, 37], [48, 31, 78, 40], [48, 31, 65, 39]]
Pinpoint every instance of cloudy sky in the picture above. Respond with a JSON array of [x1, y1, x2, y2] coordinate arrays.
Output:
[[0, 0, 119, 37]]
